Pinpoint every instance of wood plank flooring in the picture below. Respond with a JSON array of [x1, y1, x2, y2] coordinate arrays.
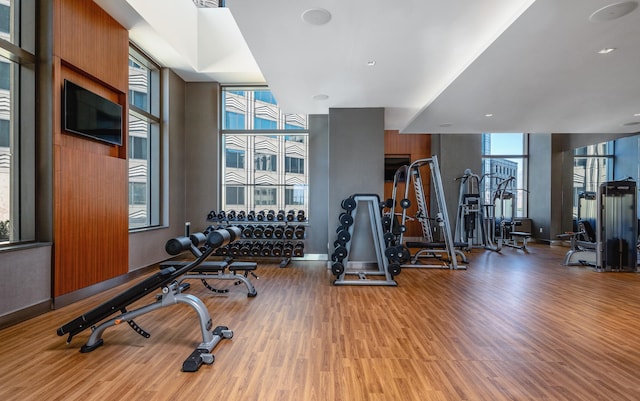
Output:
[[2, 244, 640, 400]]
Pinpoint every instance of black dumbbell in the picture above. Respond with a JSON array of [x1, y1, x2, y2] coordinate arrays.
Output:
[[277, 210, 286, 221], [271, 243, 283, 256], [284, 226, 294, 239], [253, 226, 264, 238], [260, 243, 273, 256], [341, 196, 356, 211], [250, 242, 263, 256], [339, 212, 354, 227], [236, 210, 246, 221], [336, 229, 350, 245], [247, 211, 256, 221], [207, 210, 217, 220], [242, 225, 254, 238], [266, 210, 276, 221], [287, 210, 296, 222], [293, 242, 304, 257], [331, 262, 345, 276], [264, 225, 275, 238], [240, 242, 251, 256], [273, 226, 284, 238], [297, 210, 306, 222], [294, 226, 305, 239], [257, 211, 266, 221], [282, 243, 294, 257]]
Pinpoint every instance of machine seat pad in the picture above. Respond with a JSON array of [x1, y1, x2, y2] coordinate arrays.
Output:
[[406, 241, 468, 249], [228, 262, 257, 272], [160, 260, 228, 273]]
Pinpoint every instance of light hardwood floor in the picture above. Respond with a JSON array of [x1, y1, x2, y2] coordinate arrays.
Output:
[[1, 244, 640, 400]]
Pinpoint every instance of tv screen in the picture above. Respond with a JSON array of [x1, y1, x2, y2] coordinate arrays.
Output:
[[64, 80, 123, 146], [384, 156, 410, 181]]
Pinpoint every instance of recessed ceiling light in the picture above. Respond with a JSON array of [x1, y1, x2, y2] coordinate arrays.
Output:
[[301, 8, 332, 25], [484, 113, 493, 117], [439, 123, 453, 127], [634, 113, 640, 117], [366, 61, 376, 67], [597, 47, 617, 54], [589, 1, 638, 22], [312, 94, 329, 101]]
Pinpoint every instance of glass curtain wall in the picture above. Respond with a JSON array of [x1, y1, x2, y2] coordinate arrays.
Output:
[[221, 88, 308, 215]]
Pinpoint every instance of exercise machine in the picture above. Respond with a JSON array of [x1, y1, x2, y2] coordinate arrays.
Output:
[[559, 191, 597, 265], [492, 176, 531, 251], [596, 179, 638, 272], [57, 226, 241, 372], [454, 169, 499, 251], [390, 156, 467, 269]]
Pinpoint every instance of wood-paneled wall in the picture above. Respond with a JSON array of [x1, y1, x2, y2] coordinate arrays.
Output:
[[52, 0, 129, 297], [384, 130, 431, 237]]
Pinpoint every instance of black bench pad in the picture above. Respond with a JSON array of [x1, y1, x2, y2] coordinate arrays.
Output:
[[406, 241, 468, 249]]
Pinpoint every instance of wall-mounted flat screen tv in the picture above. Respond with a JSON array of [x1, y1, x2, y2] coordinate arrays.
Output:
[[64, 79, 123, 146], [384, 156, 410, 181]]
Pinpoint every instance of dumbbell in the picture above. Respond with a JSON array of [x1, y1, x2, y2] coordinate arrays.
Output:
[[339, 212, 354, 227], [253, 225, 264, 238], [247, 210, 256, 221], [228, 243, 241, 257], [242, 225, 254, 238], [256, 211, 266, 221], [333, 245, 348, 260], [217, 210, 227, 220], [296, 210, 306, 222], [273, 226, 284, 239], [282, 243, 294, 257], [335, 229, 350, 246], [239, 242, 251, 256], [286, 210, 296, 222], [266, 210, 276, 221], [226, 210, 236, 220], [341, 196, 356, 211], [276, 210, 286, 221], [260, 243, 273, 256], [283, 226, 295, 239], [271, 243, 283, 256], [263, 225, 275, 238], [207, 210, 217, 221], [236, 210, 246, 221], [250, 242, 263, 256], [331, 262, 345, 276], [293, 242, 304, 257], [294, 226, 305, 239]]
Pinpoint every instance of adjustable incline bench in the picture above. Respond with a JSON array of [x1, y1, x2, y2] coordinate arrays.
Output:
[[57, 226, 241, 372], [159, 231, 258, 297]]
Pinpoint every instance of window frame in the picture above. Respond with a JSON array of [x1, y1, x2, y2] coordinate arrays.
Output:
[[127, 44, 161, 230]]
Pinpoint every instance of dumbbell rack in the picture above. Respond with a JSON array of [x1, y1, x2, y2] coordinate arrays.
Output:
[[331, 195, 397, 286], [206, 209, 307, 268]]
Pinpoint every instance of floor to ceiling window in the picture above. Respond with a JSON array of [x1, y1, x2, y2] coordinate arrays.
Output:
[[481, 133, 528, 218], [128, 45, 161, 229], [0, 0, 36, 244], [220, 87, 308, 214]]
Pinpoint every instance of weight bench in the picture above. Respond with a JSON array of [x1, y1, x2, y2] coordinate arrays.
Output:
[[508, 231, 531, 250], [406, 241, 469, 265], [57, 226, 242, 372], [159, 260, 258, 297]]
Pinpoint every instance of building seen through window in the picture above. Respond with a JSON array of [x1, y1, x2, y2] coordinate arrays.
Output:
[[128, 47, 160, 229], [481, 133, 528, 218], [221, 88, 308, 214]]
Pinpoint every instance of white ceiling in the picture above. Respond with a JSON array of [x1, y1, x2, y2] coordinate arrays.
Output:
[[95, 0, 640, 134]]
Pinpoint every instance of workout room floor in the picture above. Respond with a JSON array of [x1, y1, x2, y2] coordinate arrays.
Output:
[[1, 244, 640, 401]]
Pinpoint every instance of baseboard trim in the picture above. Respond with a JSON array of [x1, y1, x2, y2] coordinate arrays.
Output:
[[0, 300, 52, 330], [52, 265, 156, 309]]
